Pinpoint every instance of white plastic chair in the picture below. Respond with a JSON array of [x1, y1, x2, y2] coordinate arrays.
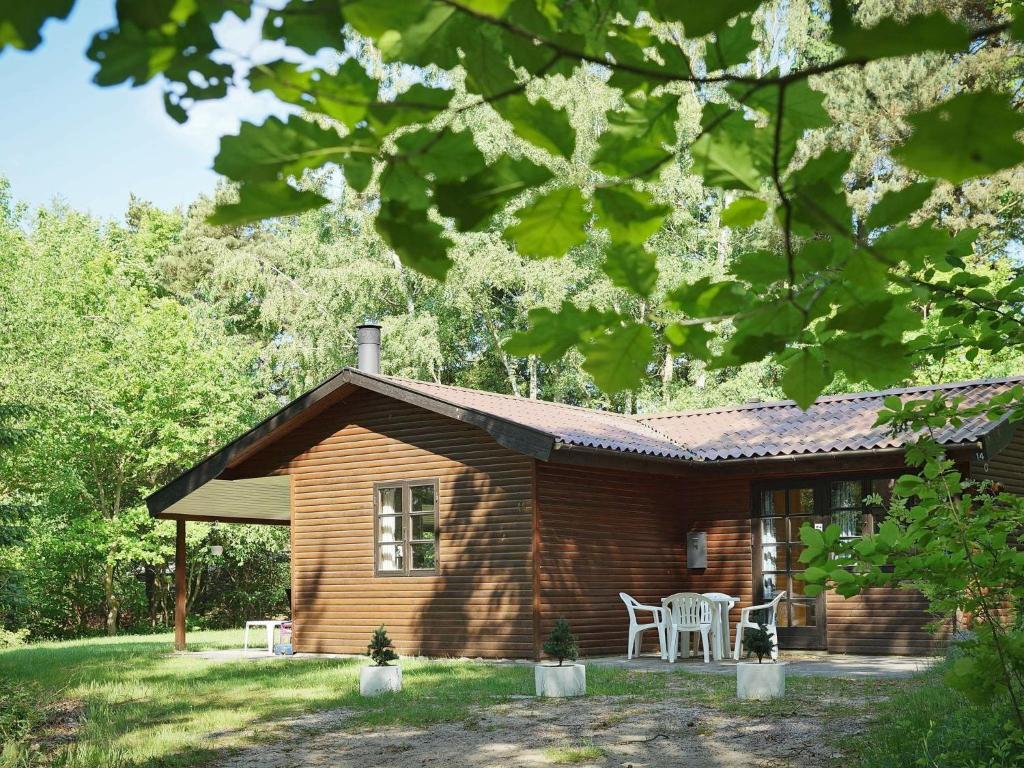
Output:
[[662, 592, 715, 663], [619, 592, 667, 660], [733, 591, 786, 661]]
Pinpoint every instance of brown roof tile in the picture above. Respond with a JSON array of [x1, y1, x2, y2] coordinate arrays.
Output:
[[371, 374, 1023, 463], [634, 376, 1024, 461]]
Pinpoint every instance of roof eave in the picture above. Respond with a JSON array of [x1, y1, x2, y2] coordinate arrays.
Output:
[[147, 369, 557, 518]]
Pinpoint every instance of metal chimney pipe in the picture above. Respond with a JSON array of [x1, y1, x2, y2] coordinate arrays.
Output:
[[356, 323, 382, 374]]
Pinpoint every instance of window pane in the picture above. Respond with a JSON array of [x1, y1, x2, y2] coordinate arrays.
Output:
[[378, 486, 403, 515], [378, 543, 404, 572], [831, 480, 861, 509], [833, 508, 864, 539], [788, 541, 806, 569], [789, 487, 814, 514], [377, 515, 403, 543], [789, 572, 812, 597], [760, 517, 782, 543], [787, 516, 813, 542], [411, 484, 435, 513], [760, 490, 779, 516], [761, 573, 781, 599], [411, 542, 436, 569], [411, 513, 436, 540], [871, 478, 894, 506], [761, 544, 780, 572], [790, 599, 817, 627]]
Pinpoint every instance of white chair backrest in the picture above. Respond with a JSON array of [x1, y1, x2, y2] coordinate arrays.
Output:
[[620, 592, 641, 624], [758, 591, 787, 624], [663, 592, 712, 627]]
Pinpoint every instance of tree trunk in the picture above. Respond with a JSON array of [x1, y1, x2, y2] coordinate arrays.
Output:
[[104, 559, 119, 636], [528, 356, 539, 399], [391, 253, 416, 316], [661, 347, 673, 406]]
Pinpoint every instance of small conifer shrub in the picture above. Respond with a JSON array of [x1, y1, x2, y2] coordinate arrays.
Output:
[[742, 623, 776, 663], [543, 618, 579, 666], [367, 625, 399, 666]]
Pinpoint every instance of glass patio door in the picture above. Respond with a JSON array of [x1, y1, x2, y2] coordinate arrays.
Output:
[[753, 484, 827, 649]]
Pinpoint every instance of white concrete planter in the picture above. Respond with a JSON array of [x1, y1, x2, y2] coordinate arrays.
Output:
[[360, 664, 402, 696], [535, 663, 586, 697], [736, 661, 787, 700]]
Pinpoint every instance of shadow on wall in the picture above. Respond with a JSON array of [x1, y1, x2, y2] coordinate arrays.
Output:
[[410, 461, 534, 659]]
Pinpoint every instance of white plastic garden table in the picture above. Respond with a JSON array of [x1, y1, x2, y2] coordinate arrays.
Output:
[[702, 593, 738, 660], [243, 620, 284, 653]]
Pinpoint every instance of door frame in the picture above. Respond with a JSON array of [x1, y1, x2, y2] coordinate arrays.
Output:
[[750, 479, 828, 650], [750, 472, 902, 651]]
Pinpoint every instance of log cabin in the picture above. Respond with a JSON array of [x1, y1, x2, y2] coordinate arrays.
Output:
[[147, 324, 1024, 658]]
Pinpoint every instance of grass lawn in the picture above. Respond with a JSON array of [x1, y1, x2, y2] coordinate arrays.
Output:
[[1, 630, 1018, 767]]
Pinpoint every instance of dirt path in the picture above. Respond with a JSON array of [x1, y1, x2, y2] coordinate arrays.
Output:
[[213, 683, 877, 768]]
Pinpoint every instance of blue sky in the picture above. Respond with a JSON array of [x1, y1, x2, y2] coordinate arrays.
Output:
[[0, 3, 289, 220]]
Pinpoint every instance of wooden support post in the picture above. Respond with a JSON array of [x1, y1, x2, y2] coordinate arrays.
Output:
[[175, 519, 186, 651]]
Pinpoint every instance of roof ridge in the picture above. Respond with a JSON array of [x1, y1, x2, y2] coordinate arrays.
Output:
[[373, 372, 643, 420], [369, 371, 697, 457], [636, 374, 1024, 421]]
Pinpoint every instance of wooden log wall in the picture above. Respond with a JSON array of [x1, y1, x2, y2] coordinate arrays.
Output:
[[230, 388, 535, 658]]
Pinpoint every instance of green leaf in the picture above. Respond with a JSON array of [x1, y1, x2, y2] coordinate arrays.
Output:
[[504, 302, 612, 362], [691, 104, 773, 192], [87, 22, 179, 87], [593, 185, 669, 244], [593, 92, 679, 178], [207, 182, 329, 226], [667, 277, 749, 317], [493, 93, 576, 159], [249, 59, 378, 128], [799, 523, 825, 548], [375, 200, 453, 280], [582, 322, 654, 393], [830, 0, 971, 61], [894, 90, 1024, 184], [214, 116, 370, 183], [721, 197, 767, 228], [865, 181, 935, 231], [263, 0, 346, 54], [654, 0, 761, 37], [602, 243, 659, 297], [801, 565, 829, 583], [343, 0, 464, 68], [434, 156, 553, 231], [823, 335, 912, 388], [0, 0, 73, 51], [664, 323, 714, 358], [705, 15, 757, 70], [732, 249, 788, 283], [504, 187, 589, 259], [397, 128, 486, 184], [782, 348, 831, 409], [738, 79, 830, 170], [367, 84, 455, 134]]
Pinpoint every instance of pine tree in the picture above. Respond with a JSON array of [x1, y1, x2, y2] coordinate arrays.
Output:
[[367, 625, 399, 666], [542, 618, 578, 666]]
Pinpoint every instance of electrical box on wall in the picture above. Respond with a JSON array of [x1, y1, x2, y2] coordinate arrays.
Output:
[[687, 531, 707, 569]]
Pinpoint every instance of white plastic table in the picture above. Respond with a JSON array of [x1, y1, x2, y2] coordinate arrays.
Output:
[[702, 593, 738, 660], [244, 620, 284, 653]]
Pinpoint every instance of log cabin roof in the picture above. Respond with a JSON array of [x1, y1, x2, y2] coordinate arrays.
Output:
[[634, 375, 1024, 461], [147, 370, 1023, 520]]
